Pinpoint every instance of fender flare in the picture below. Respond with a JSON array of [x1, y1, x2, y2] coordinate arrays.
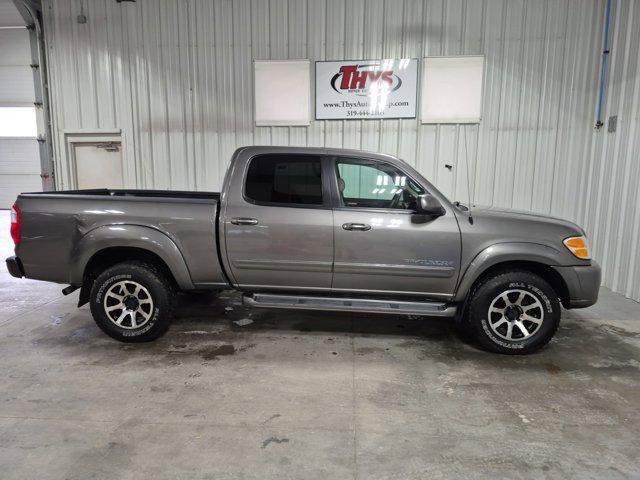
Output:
[[453, 242, 566, 302], [69, 224, 194, 289]]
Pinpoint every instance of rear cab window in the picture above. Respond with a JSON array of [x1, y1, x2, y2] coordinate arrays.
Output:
[[244, 154, 324, 206]]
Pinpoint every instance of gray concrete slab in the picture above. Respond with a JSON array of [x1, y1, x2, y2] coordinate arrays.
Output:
[[1, 210, 639, 479]]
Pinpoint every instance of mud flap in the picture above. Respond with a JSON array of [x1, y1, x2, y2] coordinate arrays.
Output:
[[78, 282, 91, 307]]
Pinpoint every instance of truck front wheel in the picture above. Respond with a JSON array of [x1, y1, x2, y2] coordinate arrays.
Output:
[[466, 270, 561, 354], [89, 261, 175, 342]]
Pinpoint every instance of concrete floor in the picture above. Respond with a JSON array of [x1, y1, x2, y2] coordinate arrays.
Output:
[[1, 211, 639, 479]]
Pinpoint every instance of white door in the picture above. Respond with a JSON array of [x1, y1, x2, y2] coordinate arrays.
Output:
[[74, 142, 123, 189]]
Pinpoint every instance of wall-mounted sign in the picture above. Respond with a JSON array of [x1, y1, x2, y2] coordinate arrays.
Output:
[[315, 59, 418, 120]]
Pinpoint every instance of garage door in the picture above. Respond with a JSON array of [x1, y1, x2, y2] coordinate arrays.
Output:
[[0, 18, 41, 209], [0, 137, 41, 207]]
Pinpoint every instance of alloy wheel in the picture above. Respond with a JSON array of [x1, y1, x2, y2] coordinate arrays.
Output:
[[103, 280, 154, 329], [487, 289, 544, 341]]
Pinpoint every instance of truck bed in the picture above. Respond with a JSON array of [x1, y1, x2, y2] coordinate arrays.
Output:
[[15, 189, 227, 289], [21, 189, 220, 201]]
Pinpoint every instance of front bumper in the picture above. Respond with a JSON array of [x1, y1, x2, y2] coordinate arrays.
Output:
[[5, 256, 24, 278], [552, 261, 601, 309]]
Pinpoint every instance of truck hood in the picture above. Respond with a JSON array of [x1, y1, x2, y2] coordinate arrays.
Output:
[[462, 204, 585, 237]]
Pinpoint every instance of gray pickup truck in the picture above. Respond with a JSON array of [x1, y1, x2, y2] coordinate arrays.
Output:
[[6, 146, 600, 354]]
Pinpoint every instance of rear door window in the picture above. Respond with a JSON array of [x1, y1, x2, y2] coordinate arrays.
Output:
[[244, 154, 324, 206]]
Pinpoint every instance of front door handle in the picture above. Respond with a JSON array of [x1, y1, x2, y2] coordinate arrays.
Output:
[[231, 217, 258, 226], [342, 222, 371, 231]]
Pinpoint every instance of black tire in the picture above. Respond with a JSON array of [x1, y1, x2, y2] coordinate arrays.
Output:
[[466, 270, 561, 354], [90, 261, 175, 342]]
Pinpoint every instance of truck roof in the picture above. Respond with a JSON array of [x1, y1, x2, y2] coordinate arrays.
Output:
[[234, 145, 407, 165]]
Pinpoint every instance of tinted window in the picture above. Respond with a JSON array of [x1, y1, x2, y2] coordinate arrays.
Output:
[[336, 158, 424, 209], [245, 155, 323, 205]]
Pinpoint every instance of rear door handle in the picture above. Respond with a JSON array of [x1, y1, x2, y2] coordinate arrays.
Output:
[[231, 217, 258, 226], [342, 222, 371, 231]]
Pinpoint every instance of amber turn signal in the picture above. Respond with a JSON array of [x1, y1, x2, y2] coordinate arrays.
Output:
[[563, 236, 590, 259]]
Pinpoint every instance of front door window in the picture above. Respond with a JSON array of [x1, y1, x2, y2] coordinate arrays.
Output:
[[336, 159, 424, 210]]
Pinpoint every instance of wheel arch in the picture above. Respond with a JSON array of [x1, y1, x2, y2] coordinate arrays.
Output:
[[455, 243, 571, 308], [71, 225, 194, 306]]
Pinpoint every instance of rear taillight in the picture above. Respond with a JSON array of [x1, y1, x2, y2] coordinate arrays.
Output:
[[10, 203, 20, 245]]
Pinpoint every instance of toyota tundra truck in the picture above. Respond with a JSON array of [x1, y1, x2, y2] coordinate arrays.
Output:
[[5, 146, 601, 354]]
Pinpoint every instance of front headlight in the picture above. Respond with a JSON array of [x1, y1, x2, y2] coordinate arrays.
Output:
[[563, 235, 590, 259]]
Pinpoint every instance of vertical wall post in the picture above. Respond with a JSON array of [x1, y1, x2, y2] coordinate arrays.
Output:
[[595, 0, 613, 130]]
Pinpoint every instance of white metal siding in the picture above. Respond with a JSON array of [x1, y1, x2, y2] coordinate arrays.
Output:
[[581, 0, 640, 301], [41, 0, 640, 301]]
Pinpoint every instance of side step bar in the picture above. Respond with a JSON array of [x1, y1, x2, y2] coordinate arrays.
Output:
[[242, 293, 457, 317]]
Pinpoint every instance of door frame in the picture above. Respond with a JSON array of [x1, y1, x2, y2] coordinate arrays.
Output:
[[326, 154, 460, 299], [220, 152, 337, 292]]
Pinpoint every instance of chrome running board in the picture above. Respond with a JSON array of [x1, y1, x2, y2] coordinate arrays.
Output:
[[242, 293, 457, 317]]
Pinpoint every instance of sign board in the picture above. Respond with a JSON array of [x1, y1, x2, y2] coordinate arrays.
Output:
[[315, 59, 418, 120]]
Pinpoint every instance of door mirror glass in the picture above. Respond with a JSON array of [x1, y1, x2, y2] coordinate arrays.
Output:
[[416, 194, 445, 217]]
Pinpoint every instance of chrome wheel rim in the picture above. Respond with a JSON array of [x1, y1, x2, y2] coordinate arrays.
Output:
[[103, 280, 154, 329], [487, 289, 544, 341]]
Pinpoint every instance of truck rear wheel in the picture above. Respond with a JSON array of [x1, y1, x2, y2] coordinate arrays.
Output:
[[466, 270, 561, 354], [90, 261, 175, 342]]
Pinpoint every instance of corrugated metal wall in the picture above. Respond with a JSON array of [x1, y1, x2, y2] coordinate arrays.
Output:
[[581, 0, 640, 301], [41, 0, 640, 301]]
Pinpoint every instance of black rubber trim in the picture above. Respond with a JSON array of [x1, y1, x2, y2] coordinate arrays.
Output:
[[5, 256, 24, 278]]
